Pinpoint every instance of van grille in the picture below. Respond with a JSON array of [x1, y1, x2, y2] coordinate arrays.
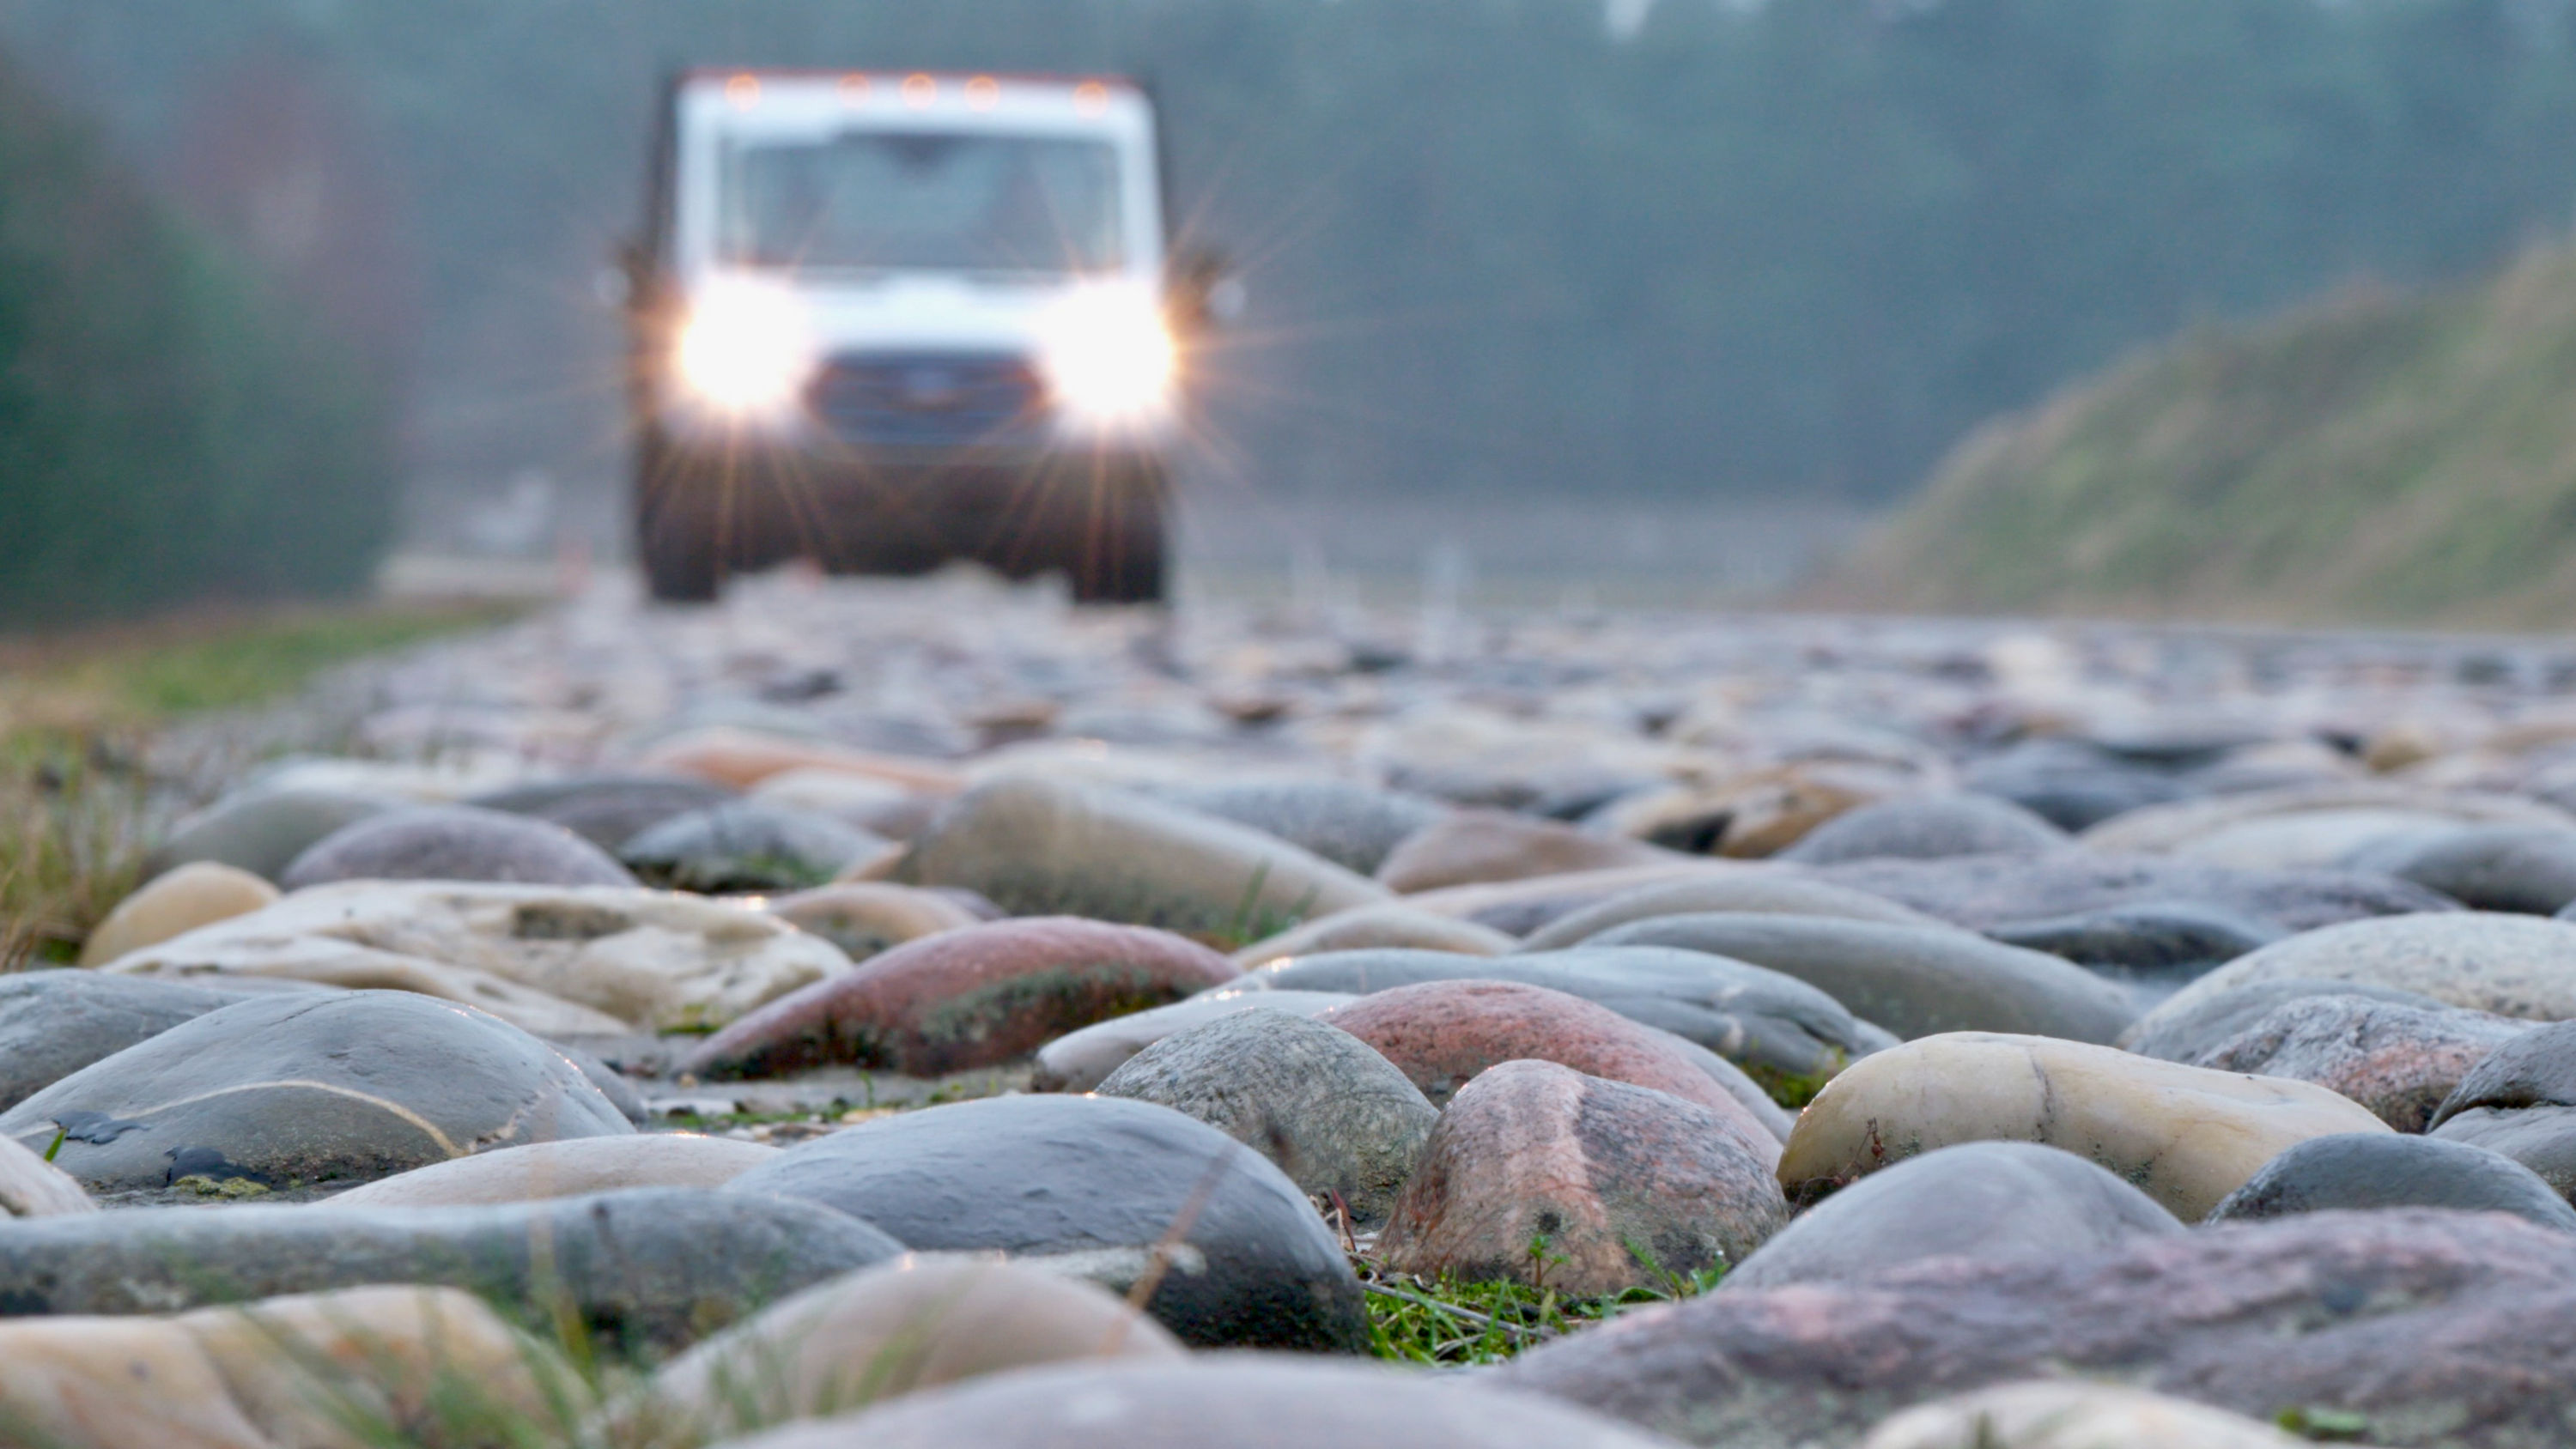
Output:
[[807, 352, 1045, 448]]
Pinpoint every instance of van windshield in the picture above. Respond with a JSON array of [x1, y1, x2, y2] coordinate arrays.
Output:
[[720, 131, 1124, 276]]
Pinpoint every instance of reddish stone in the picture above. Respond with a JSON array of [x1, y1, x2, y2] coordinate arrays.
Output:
[[1319, 979, 1780, 1160], [679, 918, 1238, 1079], [2190, 994, 2527, 1131], [1378, 1060, 1786, 1295], [1375, 810, 1679, 894]]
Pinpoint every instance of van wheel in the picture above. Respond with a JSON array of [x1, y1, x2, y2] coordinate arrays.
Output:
[[641, 524, 720, 603], [1067, 497, 1167, 605], [636, 442, 722, 603]]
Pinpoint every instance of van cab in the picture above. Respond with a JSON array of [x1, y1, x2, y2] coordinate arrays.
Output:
[[624, 70, 1190, 603]]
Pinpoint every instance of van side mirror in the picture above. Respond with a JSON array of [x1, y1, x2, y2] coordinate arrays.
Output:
[[1169, 244, 1246, 332]]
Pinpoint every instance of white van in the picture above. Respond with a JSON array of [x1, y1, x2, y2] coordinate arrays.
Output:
[[623, 70, 1204, 603]]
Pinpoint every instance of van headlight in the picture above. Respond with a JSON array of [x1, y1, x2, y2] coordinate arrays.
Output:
[[1037, 287, 1178, 433], [673, 282, 813, 421]]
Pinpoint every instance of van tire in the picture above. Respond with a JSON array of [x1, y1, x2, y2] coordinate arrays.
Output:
[[636, 440, 722, 603], [1066, 496, 1168, 605]]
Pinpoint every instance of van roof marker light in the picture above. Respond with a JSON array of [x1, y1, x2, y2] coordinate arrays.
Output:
[[725, 74, 761, 109], [965, 76, 1000, 111], [902, 74, 938, 109], [1073, 81, 1109, 116], [837, 74, 872, 106]]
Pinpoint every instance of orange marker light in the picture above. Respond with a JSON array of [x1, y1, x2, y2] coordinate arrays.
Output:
[[964, 76, 1000, 111], [837, 74, 872, 106], [1072, 81, 1109, 116], [902, 73, 938, 108], [725, 74, 762, 109]]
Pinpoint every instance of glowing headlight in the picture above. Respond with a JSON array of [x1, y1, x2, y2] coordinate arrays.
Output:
[[673, 283, 812, 420], [1036, 287, 1178, 431]]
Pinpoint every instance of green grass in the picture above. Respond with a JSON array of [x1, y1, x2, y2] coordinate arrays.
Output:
[[0, 600, 523, 967], [1355, 1252, 1727, 1366], [1814, 239, 2576, 627]]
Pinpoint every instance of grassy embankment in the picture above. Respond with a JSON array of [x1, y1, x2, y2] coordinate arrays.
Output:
[[0, 603, 519, 967], [1813, 242, 2576, 627]]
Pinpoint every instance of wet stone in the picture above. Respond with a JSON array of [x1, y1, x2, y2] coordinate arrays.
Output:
[[1776, 793, 2069, 864], [471, 772, 738, 851], [280, 804, 639, 890], [1983, 901, 2281, 986], [2207, 1132, 2576, 1230], [1150, 779, 1447, 876], [619, 801, 890, 892], [2348, 824, 2576, 915], [1516, 873, 1943, 951], [145, 787, 396, 882], [2182, 992, 2527, 1131], [1031, 989, 1358, 1093], [1814, 852, 2458, 934], [0, 971, 280, 1112]]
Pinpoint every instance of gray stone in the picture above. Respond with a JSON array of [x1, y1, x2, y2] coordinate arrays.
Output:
[[1500, 1210, 2576, 1449], [2153, 912, 2576, 1023], [1722, 1142, 2184, 1293], [722, 1358, 1692, 1449], [1517, 874, 1943, 951], [2208, 1133, 2576, 1230], [1244, 946, 1889, 1094], [0, 971, 277, 1112], [897, 774, 1388, 940], [1097, 1009, 1437, 1227], [1031, 990, 1358, 1093], [1960, 738, 2187, 831], [281, 804, 638, 890], [146, 788, 395, 882], [0, 991, 634, 1197], [2184, 993, 2526, 1131], [1984, 901, 2282, 984], [471, 773, 738, 851], [2343, 825, 2576, 915], [1814, 852, 2458, 933], [619, 802, 889, 892], [2120, 976, 2458, 1060], [724, 1093, 1368, 1352], [2427, 1021, 2576, 1198], [1151, 779, 1446, 876], [1777, 795, 2069, 865], [0, 1187, 901, 1356], [1585, 914, 2137, 1044]]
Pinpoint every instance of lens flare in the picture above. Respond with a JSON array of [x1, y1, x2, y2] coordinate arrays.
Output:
[[674, 282, 812, 421], [1037, 286, 1178, 433]]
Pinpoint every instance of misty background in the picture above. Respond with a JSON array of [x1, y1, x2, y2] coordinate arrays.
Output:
[[6, 0, 2576, 610]]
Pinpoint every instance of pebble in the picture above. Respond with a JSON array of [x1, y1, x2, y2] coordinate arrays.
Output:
[[1776, 793, 2070, 864], [1251, 945, 1887, 1096], [1981, 901, 2281, 985], [1030, 989, 1358, 1092], [2118, 975, 2456, 1060], [2080, 783, 2576, 868], [2179, 992, 2527, 1131], [1516, 873, 1944, 951], [1959, 737, 2187, 831], [762, 881, 988, 961], [1721, 1142, 2182, 1293], [0, 971, 283, 1110], [718, 1357, 1695, 1449], [677, 917, 1237, 1079], [469, 771, 738, 850], [2153, 912, 2576, 1022], [0, 1187, 902, 1354], [1316, 978, 1788, 1149], [144, 787, 394, 882], [76, 862, 280, 967], [0, 991, 634, 1196], [896, 774, 1389, 941], [2346, 823, 2576, 914], [2427, 1020, 2576, 1197], [0, 1131, 96, 1217], [636, 723, 966, 794], [1777, 1032, 2390, 1218], [1096, 1009, 1437, 1225], [618, 801, 894, 891], [1373, 809, 1683, 893], [100, 880, 851, 1034], [722, 1093, 1369, 1350], [1378, 1059, 1788, 1294], [278, 803, 639, 890], [2206, 1132, 2576, 1229], [1231, 900, 1518, 967], [0, 1286, 573, 1449], [1151, 779, 1448, 876], [1814, 852, 2458, 933], [1584, 913, 2138, 1043], [749, 767, 944, 839], [1857, 1381, 2304, 1449], [325, 1133, 779, 1207], [1500, 1209, 2576, 1448], [619, 1257, 1183, 1442]]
